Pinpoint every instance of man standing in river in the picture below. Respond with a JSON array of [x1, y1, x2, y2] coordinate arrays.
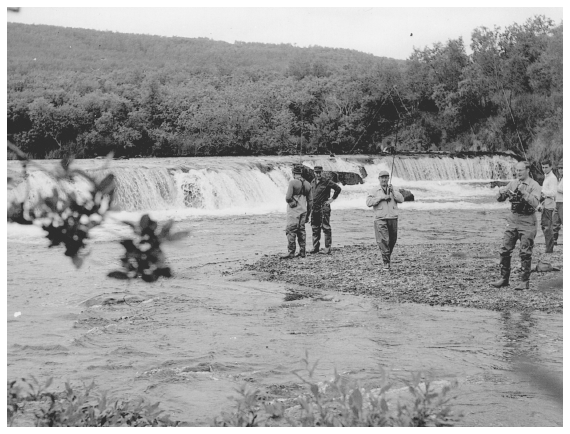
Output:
[[282, 165, 312, 259], [552, 160, 563, 246], [537, 159, 558, 253], [309, 166, 342, 255], [491, 161, 541, 290], [366, 171, 404, 271]]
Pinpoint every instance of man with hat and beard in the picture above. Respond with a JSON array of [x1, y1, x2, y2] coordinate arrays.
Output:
[[308, 166, 342, 255], [282, 165, 313, 259], [366, 171, 404, 270]]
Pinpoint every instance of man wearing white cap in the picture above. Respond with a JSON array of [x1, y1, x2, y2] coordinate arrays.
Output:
[[366, 171, 404, 270]]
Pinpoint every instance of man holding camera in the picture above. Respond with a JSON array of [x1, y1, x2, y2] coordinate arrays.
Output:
[[491, 161, 541, 290], [366, 170, 404, 271]]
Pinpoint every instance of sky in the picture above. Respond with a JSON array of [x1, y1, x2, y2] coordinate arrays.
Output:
[[6, 4, 564, 60]]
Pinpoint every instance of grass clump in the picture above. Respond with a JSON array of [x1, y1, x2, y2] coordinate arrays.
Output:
[[214, 352, 461, 427], [7, 376, 179, 427]]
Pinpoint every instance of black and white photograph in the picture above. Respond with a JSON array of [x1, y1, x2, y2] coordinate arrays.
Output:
[[6, 4, 563, 427]]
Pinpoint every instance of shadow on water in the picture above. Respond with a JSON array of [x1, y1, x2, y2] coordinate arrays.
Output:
[[501, 311, 563, 407]]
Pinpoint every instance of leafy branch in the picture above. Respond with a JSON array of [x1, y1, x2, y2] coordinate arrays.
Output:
[[7, 142, 188, 281]]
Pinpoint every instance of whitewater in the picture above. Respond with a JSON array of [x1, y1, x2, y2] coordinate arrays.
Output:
[[7, 154, 517, 222]]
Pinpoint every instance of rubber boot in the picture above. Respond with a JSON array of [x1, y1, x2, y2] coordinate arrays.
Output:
[[514, 257, 531, 290], [281, 251, 295, 259], [295, 249, 306, 258], [491, 256, 511, 288]]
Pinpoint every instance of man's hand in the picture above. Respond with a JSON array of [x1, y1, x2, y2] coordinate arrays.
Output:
[[325, 198, 334, 205], [388, 184, 393, 193], [499, 186, 508, 195]]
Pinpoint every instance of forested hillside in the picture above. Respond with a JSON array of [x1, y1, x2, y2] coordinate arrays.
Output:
[[7, 16, 562, 165]]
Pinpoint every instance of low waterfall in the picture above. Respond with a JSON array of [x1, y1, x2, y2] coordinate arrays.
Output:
[[7, 154, 518, 214]]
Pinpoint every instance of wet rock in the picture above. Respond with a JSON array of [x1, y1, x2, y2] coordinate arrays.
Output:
[[298, 165, 363, 185], [80, 292, 148, 307], [489, 181, 509, 188], [399, 188, 414, 202]]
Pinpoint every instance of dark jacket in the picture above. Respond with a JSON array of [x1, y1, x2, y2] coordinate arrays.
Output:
[[310, 178, 341, 209]]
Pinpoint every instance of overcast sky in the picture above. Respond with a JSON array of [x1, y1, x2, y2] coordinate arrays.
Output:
[[5, 4, 565, 60]]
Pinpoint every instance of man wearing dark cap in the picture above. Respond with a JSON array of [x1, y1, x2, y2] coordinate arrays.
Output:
[[282, 165, 313, 259], [366, 171, 404, 270], [308, 166, 342, 254], [491, 161, 541, 290]]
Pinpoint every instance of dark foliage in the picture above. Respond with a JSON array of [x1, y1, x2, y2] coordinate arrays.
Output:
[[7, 17, 562, 165], [108, 214, 188, 282]]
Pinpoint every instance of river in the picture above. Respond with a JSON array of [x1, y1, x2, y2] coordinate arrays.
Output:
[[6, 155, 563, 426]]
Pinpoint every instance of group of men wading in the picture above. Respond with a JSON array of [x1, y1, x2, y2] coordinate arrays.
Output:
[[282, 165, 403, 270], [282, 158, 563, 290]]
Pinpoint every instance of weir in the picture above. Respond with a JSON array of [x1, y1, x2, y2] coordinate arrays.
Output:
[[8, 154, 518, 213]]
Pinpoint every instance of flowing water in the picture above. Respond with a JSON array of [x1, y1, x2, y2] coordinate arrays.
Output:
[[6, 154, 562, 426]]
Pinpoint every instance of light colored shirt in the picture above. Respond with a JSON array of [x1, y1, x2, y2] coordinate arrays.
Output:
[[541, 171, 558, 210], [366, 186, 404, 219], [556, 177, 563, 202]]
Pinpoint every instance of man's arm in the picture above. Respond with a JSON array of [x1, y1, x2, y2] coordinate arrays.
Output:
[[285, 180, 295, 204], [330, 181, 342, 200], [558, 179, 563, 194], [497, 180, 515, 202], [366, 189, 386, 207], [391, 186, 404, 203]]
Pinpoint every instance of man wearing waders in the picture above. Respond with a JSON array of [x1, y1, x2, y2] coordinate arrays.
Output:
[[366, 171, 404, 271], [537, 159, 558, 253], [282, 165, 312, 259], [552, 160, 563, 246], [491, 161, 541, 290], [309, 166, 342, 255]]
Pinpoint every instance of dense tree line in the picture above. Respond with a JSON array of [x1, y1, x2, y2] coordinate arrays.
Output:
[[7, 16, 562, 165]]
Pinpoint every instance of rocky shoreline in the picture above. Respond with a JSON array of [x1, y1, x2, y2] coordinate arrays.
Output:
[[241, 243, 563, 314]]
